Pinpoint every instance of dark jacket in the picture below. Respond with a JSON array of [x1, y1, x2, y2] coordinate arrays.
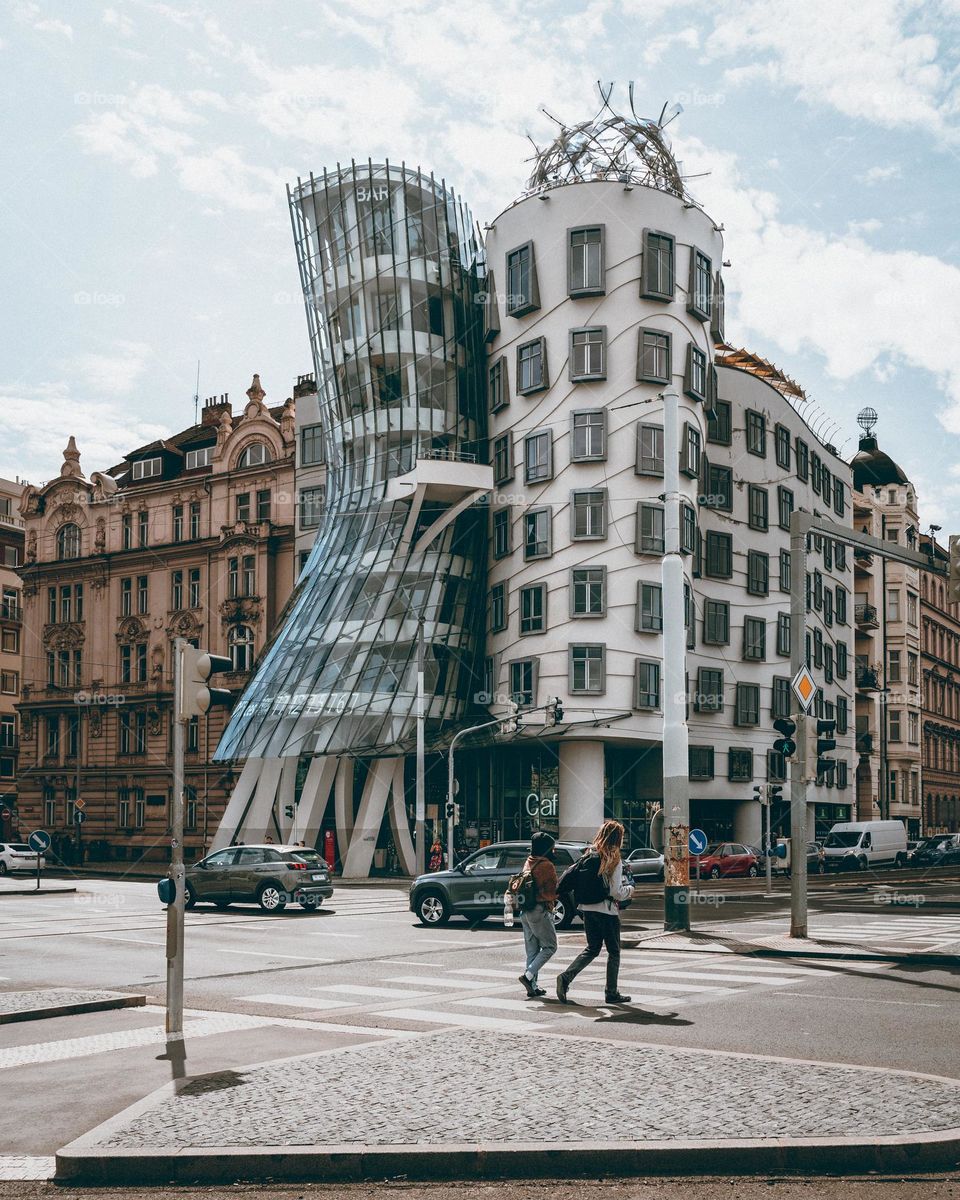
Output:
[[523, 854, 558, 909]]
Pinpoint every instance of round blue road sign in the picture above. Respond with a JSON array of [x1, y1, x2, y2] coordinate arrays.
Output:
[[28, 829, 51, 853], [688, 828, 708, 855], [73, 811, 85, 825]]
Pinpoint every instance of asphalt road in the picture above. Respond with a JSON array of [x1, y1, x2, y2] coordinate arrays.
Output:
[[2, 875, 960, 1169]]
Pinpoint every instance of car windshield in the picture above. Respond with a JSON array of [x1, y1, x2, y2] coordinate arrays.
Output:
[[287, 850, 326, 865], [703, 844, 721, 856], [920, 836, 952, 850], [10, 844, 31, 852], [824, 832, 861, 848]]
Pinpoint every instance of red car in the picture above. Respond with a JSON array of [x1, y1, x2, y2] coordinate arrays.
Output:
[[692, 842, 759, 879]]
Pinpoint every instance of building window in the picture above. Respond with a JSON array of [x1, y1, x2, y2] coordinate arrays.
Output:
[[681, 503, 697, 555], [171, 570, 183, 612], [509, 658, 537, 706], [121, 513, 133, 551], [492, 433, 513, 485], [795, 438, 809, 481], [689, 746, 715, 780], [888, 709, 902, 742], [172, 505, 184, 542], [833, 477, 845, 517], [0, 670, 18, 695], [637, 329, 671, 384], [776, 612, 791, 657], [683, 343, 707, 402], [836, 586, 847, 625], [0, 628, 17, 654], [888, 649, 901, 683], [748, 485, 769, 531], [137, 575, 148, 615], [120, 577, 132, 617], [704, 599, 730, 645], [257, 489, 271, 522], [506, 242, 539, 316], [777, 549, 791, 594], [907, 591, 918, 626], [572, 489, 607, 539], [570, 644, 605, 693], [131, 456, 161, 481], [711, 271, 725, 341], [238, 442, 271, 468], [524, 431, 552, 484], [489, 357, 508, 413], [637, 582, 663, 632], [185, 446, 213, 471], [301, 423, 325, 466], [490, 584, 506, 633], [704, 464, 732, 511], [768, 750, 786, 782], [735, 683, 760, 726], [523, 509, 551, 559], [635, 659, 661, 710], [775, 424, 791, 470], [516, 339, 548, 395], [569, 226, 604, 295], [887, 589, 900, 622], [747, 550, 769, 596], [837, 641, 848, 679], [572, 568, 606, 617], [728, 748, 754, 782], [189, 501, 201, 539], [57, 523, 81, 560], [300, 486, 325, 529], [492, 508, 512, 560], [570, 327, 605, 381], [229, 625, 254, 672], [695, 667, 723, 713], [59, 585, 71, 624], [138, 510, 149, 547], [188, 568, 201, 609], [744, 616, 766, 660], [519, 584, 546, 635], [136, 642, 148, 682], [778, 486, 794, 531], [681, 423, 701, 478], [687, 247, 712, 320], [571, 410, 606, 461], [118, 711, 131, 755], [837, 696, 848, 735], [707, 399, 732, 446], [636, 503, 665, 554], [705, 531, 732, 579], [746, 410, 766, 456], [772, 676, 791, 719], [636, 424, 664, 476], [236, 492, 251, 523], [641, 229, 675, 300]]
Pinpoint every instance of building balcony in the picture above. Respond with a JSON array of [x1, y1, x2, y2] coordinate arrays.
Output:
[[856, 665, 881, 690], [854, 547, 874, 567], [0, 512, 24, 530], [855, 602, 879, 630]]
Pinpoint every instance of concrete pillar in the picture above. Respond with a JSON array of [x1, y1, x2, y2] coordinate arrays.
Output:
[[558, 741, 605, 843], [733, 800, 763, 847], [209, 758, 262, 851]]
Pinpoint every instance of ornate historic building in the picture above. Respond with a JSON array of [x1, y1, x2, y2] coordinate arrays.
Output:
[[15, 377, 297, 862], [0, 477, 25, 835], [920, 535, 960, 833]]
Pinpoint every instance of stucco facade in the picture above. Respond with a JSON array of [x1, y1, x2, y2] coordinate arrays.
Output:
[[0, 477, 25, 836]]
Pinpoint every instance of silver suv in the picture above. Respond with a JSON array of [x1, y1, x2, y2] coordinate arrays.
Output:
[[185, 844, 334, 912]]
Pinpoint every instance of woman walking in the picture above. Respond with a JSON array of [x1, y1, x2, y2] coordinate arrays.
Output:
[[517, 831, 559, 998], [556, 819, 634, 1005]]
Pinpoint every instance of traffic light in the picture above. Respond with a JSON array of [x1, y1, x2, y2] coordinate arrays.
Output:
[[284, 805, 295, 819], [816, 719, 837, 778], [178, 645, 233, 720], [501, 701, 522, 735], [445, 800, 456, 819], [547, 697, 564, 726], [773, 717, 797, 759], [950, 536, 960, 604], [768, 784, 784, 804], [753, 783, 768, 803]]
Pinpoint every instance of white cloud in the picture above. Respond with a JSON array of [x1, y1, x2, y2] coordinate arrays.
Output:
[[641, 26, 700, 65], [847, 217, 884, 234], [703, 0, 956, 139], [859, 163, 903, 184], [67, 341, 153, 396], [102, 7, 134, 36], [176, 145, 279, 212], [14, 3, 72, 39]]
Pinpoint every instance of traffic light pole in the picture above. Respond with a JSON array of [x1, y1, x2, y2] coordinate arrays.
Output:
[[166, 638, 187, 1036], [415, 617, 426, 877], [446, 716, 511, 868], [789, 515, 810, 938]]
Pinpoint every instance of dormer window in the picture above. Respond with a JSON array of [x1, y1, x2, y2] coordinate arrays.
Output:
[[131, 457, 161, 481], [238, 443, 272, 468], [185, 446, 214, 470]]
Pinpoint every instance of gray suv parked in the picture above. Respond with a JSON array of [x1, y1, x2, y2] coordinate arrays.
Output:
[[185, 844, 334, 912]]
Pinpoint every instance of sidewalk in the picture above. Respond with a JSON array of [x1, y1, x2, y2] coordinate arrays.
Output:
[[56, 1026, 960, 1184], [0, 988, 145, 1025], [44, 862, 413, 887], [629, 924, 960, 963]]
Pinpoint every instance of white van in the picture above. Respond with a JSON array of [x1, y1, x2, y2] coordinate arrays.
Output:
[[822, 820, 908, 871]]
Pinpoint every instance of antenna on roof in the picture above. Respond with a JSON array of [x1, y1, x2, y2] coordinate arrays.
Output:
[[193, 360, 200, 425]]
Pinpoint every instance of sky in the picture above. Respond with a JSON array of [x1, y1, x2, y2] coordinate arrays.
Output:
[[1, 0, 960, 528]]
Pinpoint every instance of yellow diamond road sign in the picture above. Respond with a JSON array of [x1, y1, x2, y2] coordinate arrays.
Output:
[[791, 666, 817, 712], [74, 797, 85, 811]]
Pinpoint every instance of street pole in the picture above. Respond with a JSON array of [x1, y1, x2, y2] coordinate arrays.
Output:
[[764, 787, 773, 899], [447, 716, 505, 868], [661, 389, 690, 932], [415, 616, 426, 876], [789, 513, 809, 938], [74, 706, 82, 866], [166, 637, 186, 1037]]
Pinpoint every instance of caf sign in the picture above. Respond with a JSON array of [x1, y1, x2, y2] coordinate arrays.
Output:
[[525, 792, 558, 818]]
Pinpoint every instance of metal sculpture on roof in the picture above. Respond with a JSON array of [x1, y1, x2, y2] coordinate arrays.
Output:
[[524, 81, 692, 199]]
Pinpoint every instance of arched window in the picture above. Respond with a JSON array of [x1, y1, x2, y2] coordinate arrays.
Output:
[[57, 523, 81, 561], [238, 443, 271, 469], [229, 625, 254, 672]]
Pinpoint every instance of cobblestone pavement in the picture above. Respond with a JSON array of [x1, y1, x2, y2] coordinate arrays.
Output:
[[0, 1158, 55, 1181], [90, 1029, 960, 1149], [0, 989, 137, 1017]]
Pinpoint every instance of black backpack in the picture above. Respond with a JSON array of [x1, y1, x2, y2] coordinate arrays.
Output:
[[506, 869, 538, 912], [559, 853, 609, 906]]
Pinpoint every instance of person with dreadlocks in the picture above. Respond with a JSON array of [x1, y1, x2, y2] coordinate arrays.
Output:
[[555, 819, 634, 1005]]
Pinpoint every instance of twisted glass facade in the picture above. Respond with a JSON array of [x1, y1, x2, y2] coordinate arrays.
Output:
[[215, 162, 488, 763]]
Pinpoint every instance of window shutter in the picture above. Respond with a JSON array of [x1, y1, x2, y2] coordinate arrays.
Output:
[[710, 271, 725, 342], [483, 271, 500, 343]]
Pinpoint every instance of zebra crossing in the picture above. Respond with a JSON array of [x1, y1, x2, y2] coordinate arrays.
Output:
[[235, 948, 887, 1035], [802, 913, 960, 950]]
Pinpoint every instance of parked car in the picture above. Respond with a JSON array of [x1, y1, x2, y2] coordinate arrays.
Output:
[[184, 844, 334, 912], [410, 839, 615, 928], [0, 843, 45, 875], [691, 843, 759, 879], [910, 833, 960, 868], [623, 847, 664, 881], [822, 820, 908, 871]]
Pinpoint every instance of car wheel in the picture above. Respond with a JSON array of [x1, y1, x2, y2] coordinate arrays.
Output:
[[300, 896, 321, 911], [709, 866, 721, 879], [895, 853, 907, 869], [415, 890, 450, 926], [657, 868, 665, 882], [257, 884, 287, 912], [816, 861, 826, 875], [857, 856, 868, 871], [184, 884, 196, 910], [554, 896, 577, 929], [0, 862, 7, 876], [747, 864, 759, 878]]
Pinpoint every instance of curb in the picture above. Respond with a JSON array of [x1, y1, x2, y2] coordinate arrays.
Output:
[[54, 1131, 960, 1184], [0, 993, 146, 1026], [626, 931, 960, 966], [0, 886, 77, 897]]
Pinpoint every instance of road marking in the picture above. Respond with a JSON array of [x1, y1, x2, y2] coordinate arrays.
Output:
[[650, 969, 806, 985], [376, 1007, 533, 1033], [617, 978, 736, 994], [374, 960, 447, 967], [213, 950, 335, 962], [775, 992, 942, 1007], [386, 975, 497, 989], [311, 984, 433, 999], [80, 934, 165, 947], [239, 994, 352, 1010]]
